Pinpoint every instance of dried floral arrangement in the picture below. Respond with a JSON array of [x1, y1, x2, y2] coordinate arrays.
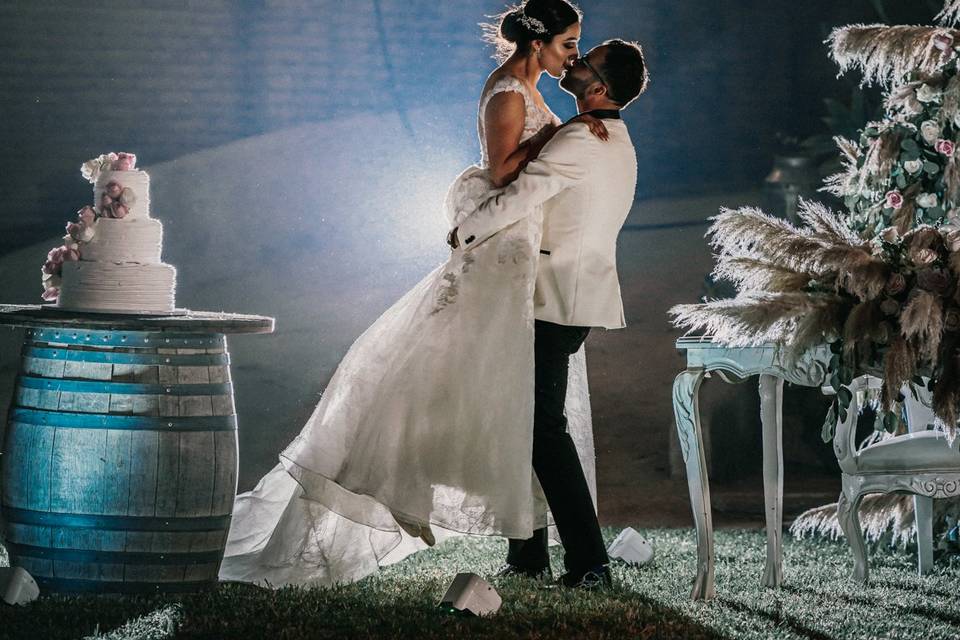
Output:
[[671, 3, 960, 441]]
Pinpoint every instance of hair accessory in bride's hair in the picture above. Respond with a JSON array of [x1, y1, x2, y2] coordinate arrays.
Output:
[[518, 8, 549, 35]]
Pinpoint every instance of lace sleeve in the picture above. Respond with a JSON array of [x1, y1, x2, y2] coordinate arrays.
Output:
[[479, 76, 528, 123]]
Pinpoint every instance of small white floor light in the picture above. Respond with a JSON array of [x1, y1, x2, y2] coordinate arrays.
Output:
[[1, 567, 39, 605], [607, 527, 655, 566], [438, 572, 501, 616]]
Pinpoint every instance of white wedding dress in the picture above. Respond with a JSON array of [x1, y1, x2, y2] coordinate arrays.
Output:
[[219, 76, 597, 588]]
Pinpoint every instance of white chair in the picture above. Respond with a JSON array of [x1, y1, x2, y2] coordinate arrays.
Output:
[[833, 375, 960, 583]]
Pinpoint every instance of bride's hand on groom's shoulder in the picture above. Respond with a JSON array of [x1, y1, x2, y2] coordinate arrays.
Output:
[[565, 114, 609, 141]]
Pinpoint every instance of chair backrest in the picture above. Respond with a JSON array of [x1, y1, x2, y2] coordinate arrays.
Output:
[[833, 375, 881, 474], [903, 380, 935, 433]]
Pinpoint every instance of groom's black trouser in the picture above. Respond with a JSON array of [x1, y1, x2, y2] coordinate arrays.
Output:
[[505, 320, 609, 574]]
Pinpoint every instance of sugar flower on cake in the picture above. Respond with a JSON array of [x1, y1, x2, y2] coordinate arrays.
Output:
[[39, 206, 99, 303], [80, 151, 138, 184], [99, 180, 136, 218]]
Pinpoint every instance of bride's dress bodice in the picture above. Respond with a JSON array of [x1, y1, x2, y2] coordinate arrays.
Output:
[[446, 77, 561, 229], [478, 75, 561, 168]]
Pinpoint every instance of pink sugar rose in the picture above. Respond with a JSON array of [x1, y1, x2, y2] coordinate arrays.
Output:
[[77, 206, 96, 225], [101, 193, 114, 208], [113, 152, 137, 171], [885, 190, 904, 210], [64, 246, 80, 262], [937, 138, 956, 156], [47, 246, 67, 263], [41, 287, 60, 302], [66, 222, 84, 241], [42, 260, 59, 275], [112, 204, 129, 219], [105, 181, 123, 199]]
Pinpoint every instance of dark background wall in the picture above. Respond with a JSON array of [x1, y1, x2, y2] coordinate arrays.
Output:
[[0, 0, 920, 253]]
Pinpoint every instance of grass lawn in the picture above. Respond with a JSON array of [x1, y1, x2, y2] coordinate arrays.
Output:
[[2, 527, 959, 640]]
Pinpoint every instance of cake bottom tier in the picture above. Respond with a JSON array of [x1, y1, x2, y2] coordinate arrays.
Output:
[[58, 261, 177, 313]]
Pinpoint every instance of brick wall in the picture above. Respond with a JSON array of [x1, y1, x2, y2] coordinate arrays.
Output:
[[0, 0, 907, 246]]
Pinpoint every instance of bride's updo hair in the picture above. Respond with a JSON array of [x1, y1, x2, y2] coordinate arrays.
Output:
[[483, 0, 582, 62]]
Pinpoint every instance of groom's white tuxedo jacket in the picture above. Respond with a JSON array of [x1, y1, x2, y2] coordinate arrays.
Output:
[[458, 117, 637, 329]]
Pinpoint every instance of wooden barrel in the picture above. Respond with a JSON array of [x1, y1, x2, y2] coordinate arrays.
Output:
[[1, 326, 238, 594]]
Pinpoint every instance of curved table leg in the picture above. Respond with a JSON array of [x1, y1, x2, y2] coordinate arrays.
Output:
[[759, 374, 784, 588], [673, 369, 715, 600]]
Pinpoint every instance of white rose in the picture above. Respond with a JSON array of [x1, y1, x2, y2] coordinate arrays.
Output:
[[917, 83, 942, 103], [43, 274, 62, 288], [921, 120, 941, 144], [80, 159, 101, 184], [120, 187, 137, 207], [904, 159, 923, 174], [918, 192, 939, 208]]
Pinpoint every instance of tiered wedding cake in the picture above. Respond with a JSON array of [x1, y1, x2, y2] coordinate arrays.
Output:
[[41, 152, 177, 313]]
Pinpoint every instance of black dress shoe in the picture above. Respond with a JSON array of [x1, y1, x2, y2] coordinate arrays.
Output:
[[554, 564, 613, 590], [492, 563, 553, 581]]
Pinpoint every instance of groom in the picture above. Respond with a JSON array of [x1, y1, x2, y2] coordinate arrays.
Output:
[[449, 39, 648, 589]]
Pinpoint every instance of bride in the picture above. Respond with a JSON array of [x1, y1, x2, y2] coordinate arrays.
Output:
[[220, 0, 607, 587]]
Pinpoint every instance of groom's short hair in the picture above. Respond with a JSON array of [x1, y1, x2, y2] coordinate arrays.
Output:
[[600, 39, 649, 108]]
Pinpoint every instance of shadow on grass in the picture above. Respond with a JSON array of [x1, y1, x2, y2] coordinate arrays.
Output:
[[716, 596, 835, 640], [781, 584, 960, 628], [0, 580, 725, 640]]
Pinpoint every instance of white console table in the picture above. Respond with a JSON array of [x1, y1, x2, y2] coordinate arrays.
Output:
[[672, 337, 830, 600]]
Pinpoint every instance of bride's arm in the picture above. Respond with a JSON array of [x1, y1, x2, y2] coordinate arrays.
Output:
[[484, 91, 535, 188]]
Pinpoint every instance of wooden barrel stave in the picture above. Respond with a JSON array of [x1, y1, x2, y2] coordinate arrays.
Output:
[[1, 329, 239, 593]]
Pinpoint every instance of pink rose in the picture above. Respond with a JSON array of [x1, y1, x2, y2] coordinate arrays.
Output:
[[916, 267, 954, 295], [112, 204, 129, 219], [41, 287, 60, 302], [886, 190, 904, 210], [946, 308, 960, 332], [47, 246, 67, 263], [113, 152, 137, 171], [935, 34, 955, 51], [885, 272, 908, 295], [77, 206, 96, 225], [101, 193, 113, 208], [874, 321, 894, 345], [65, 222, 84, 241], [880, 297, 901, 316], [937, 139, 955, 156], [912, 247, 939, 266], [64, 247, 80, 262], [42, 260, 59, 275], [105, 181, 123, 199]]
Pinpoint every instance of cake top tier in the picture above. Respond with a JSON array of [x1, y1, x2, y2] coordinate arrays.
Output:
[[80, 152, 150, 221]]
